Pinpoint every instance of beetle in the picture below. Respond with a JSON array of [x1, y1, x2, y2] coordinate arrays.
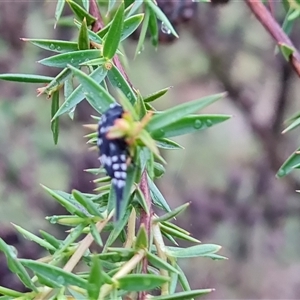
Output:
[[97, 103, 128, 220]]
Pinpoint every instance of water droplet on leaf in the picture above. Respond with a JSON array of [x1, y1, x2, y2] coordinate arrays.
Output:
[[206, 119, 213, 127], [194, 119, 202, 129], [49, 43, 55, 50], [161, 22, 171, 34]]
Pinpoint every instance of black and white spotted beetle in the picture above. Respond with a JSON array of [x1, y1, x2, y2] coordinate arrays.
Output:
[[97, 103, 128, 220]]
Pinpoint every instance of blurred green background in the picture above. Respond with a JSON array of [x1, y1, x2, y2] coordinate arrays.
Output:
[[1, 1, 300, 298]]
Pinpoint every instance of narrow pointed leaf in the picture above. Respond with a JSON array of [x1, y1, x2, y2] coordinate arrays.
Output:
[[167, 244, 222, 258], [55, 0, 66, 26], [144, 86, 172, 103], [88, 257, 103, 299], [41, 185, 88, 218], [148, 176, 171, 212], [146, 0, 178, 38], [152, 289, 214, 299], [135, 7, 149, 58], [51, 90, 60, 144], [103, 3, 124, 59], [72, 190, 103, 217], [155, 203, 189, 223], [147, 251, 179, 274], [78, 18, 90, 50], [68, 64, 114, 113], [90, 223, 103, 247], [66, 0, 96, 25], [12, 224, 56, 251], [53, 66, 107, 119], [276, 147, 300, 178], [107, 64, 137, 104], [120, 14, 144, 41], [0, 238, 37, 291], [117, 274, 169, 291], [282, 116, 300, 134], [0, 73, 53, 83], [22, 38, 78, 53], [20, 259, 87, 288], [147, 93, 227, 134], [39, 230, 61, 249], [135, 225, 148, 250], [151, 114, 231, 139], [39, 49, 101, 68], [156, 138, 184, 150]]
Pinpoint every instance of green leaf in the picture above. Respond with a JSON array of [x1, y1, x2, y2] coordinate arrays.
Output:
[[66, 0, 97, 25], [117, 274, 169, 291], [103, 3, 124, 59], [39, 230, 61, 249], [144, 86, 172, 103], [135, 225, 148, 250], [152, 289, 214, 300], [74, 19, 103, 44], [155, 203, 190, 223], [276, 147, 300, 178], [160, 223, 200, 244], [68, 64, 115, 113], [78, 18, 90, 50], [148, 176, 171, 212], [0, 286, 23, 298], [107, 64, 137, 105], [104, 208, 131, 250], [0, 238, 37, 291], [146, 0, 178, 38], [151, 114, 231, 139], [154, 162, 165, 178], [156, 138, 184, 150], [90, 223, 103, 247], [147, 251, 179, 274], [20, 259, 87, 289], [80, 57, 106, 66], [204, 253, 228, 260], [53, 66, 107, 119], [167, 244, 222, 258], [176, 264, 191, 292], [22, 38, 78, 53], [39, 68, 72, 96], [282, 116, 300, 134], [135, 7, 150, 58], [51, 90, 60, 144], [88, 257, 103, 299], [0, 73, 53, 83], [41, 185, 88, 218], [135, 186, 150, 214], [147, 93, 227, 134], [12, 224, 56, 251], [148, 7, 159, 47], [279, 43, 295, 61], [39, 49, 101, 68], [55, 0, 66, 26], [120, 14, 144, 41], [72, 190, 103, 217]]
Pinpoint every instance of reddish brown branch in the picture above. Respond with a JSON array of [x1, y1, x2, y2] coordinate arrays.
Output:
[[245, 0, 300, 77], [89, 0, 104, 31]]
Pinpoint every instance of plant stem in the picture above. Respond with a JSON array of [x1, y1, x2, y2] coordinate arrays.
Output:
[[245, 0, 300, 77]]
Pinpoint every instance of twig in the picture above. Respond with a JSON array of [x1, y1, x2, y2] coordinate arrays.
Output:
[[245, 0, 300, 77]]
